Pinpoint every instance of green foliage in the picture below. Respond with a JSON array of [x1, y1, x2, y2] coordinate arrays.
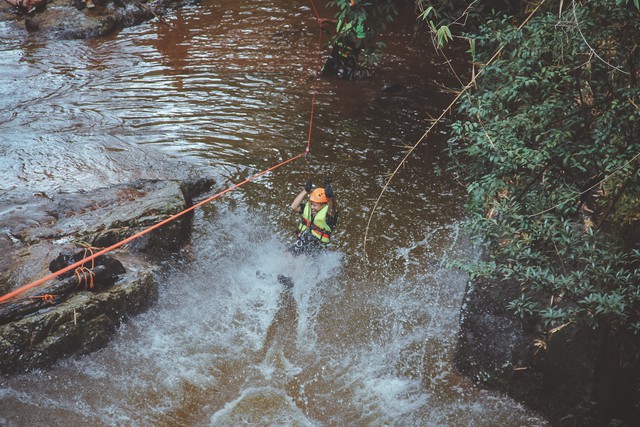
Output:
[[414, 1, 526, 48], [416, 0, 464, 48], [448, 1, 640, 332], [326, 0, 398, 53], [430, 21, 453, 46]]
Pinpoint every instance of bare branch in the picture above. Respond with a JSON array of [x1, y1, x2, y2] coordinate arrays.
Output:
[[571, 0, 628, 74]]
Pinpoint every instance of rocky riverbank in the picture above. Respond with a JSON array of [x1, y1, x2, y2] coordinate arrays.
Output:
[[454, 277, 640, 426], [0, 0, 196, 39], [0, 178, 214, 375]]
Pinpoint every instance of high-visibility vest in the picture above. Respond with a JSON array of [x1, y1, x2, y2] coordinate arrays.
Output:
[[298, 203, 332, 243]]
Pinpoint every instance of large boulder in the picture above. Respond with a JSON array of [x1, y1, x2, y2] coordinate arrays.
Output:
[[1, 179, 199, 294], [0, 178, 215, 374], [0, 268, 156, 375], [454, 278, 640, 426]]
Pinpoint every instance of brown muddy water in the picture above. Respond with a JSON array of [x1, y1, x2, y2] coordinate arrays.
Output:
[[0, 1, 547, 425]]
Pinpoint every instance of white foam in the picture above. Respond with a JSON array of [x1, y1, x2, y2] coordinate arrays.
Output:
[[0, 204, 546, 426], [209, 386, 318, 427]]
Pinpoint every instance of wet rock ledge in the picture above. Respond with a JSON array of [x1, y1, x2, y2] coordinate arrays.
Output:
[[0, 178, 214, 375], [0, 0, 197, 39], [454, 278, 640, 426]]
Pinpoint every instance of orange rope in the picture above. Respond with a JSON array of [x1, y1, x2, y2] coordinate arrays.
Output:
[[308, 0, 321, 21], [28, 294, 56, 304], [74, 266, 95, 290], [0, 2, 328, 304]]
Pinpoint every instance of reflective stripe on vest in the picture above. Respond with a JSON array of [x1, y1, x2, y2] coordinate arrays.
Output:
[[298, 203, 331, 243]]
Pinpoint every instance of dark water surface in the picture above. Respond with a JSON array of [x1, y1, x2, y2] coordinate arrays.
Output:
[[0, 1, 547, 425]]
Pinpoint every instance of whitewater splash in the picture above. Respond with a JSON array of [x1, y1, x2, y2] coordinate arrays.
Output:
[[0, 202, 546, 426]]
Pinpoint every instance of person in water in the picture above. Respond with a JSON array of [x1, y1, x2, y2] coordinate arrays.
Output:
[[289, 177, 338, 256]]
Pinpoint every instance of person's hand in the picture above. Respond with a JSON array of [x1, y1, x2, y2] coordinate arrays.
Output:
[[325, 177, 333, 199], [304, 179, 313, 193]]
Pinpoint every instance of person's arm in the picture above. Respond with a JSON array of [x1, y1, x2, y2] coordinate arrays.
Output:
[[327, 197, 336, 217], [290, 189, 308, 213], [325, 196, 339, 230], [324, 177, 337, 218], [292, 179, 314, 212]]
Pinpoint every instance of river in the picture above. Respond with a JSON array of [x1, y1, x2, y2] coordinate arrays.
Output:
[[0, 0, 547, 425]]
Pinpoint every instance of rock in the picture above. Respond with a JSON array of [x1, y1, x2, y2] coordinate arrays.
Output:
[[454, 278, 546, 406], [0, 269, 156, 375], [8, 180, 191, 253], [48, 250, 126, 279], [0, 0, 200, 40], [454, 278, 640, 426], [0, 263, 123, 325], [0, 178, 216, 375], [1, 178, 214, 294]]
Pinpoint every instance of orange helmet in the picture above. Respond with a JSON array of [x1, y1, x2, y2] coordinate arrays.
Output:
[[309, 188, 329, 203]]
